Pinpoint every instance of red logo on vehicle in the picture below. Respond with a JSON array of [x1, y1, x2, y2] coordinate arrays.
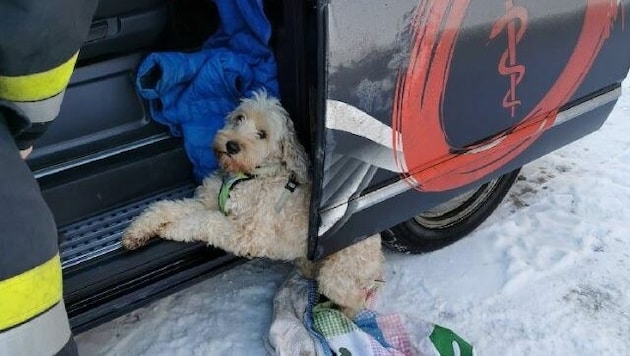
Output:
[[489, 0, 528, 118], [392, 0, 623, 192]]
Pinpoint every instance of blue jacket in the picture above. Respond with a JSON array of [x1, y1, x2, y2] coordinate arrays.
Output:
[[136, 0, 279, 181]]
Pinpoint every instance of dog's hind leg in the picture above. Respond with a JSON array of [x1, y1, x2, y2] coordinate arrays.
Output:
[[122, 199, 206, 249], [317, 234, 384, 318]]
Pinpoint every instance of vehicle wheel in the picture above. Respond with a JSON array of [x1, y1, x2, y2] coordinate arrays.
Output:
[[382, 169, 521, 254]]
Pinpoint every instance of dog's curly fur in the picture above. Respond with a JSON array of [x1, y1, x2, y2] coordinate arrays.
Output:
[[122, 91, 384, 317]]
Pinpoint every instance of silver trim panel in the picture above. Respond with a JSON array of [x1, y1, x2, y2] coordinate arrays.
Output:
[[554, 87, 620, 126], [33, 133, 171, 179]]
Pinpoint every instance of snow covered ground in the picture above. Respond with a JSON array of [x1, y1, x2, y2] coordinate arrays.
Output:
[[77, 75, 630, 355]]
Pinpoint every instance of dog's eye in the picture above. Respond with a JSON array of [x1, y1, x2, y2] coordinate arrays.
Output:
[[257, 130, 267, 139], [234, 115, 245, 125]]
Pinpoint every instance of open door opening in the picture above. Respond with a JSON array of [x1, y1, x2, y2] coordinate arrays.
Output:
[[30, 0, 320, 332]]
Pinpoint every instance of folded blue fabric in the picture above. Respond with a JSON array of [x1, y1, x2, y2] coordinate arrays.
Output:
[[136, 0, 279, 181]]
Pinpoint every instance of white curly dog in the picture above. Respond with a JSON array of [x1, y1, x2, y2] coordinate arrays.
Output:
[[122, 91, 384, 317]]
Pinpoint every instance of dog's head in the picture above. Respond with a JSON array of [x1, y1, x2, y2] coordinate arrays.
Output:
[[213, 90, 310, 183]]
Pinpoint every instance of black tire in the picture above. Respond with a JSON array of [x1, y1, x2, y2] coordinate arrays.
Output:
[[382, 169, 521, 254]]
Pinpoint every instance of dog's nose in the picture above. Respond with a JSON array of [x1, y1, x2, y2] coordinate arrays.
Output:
[[226, 140, 240, 154]]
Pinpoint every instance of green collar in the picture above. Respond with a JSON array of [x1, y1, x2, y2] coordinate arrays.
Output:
[[218, 172, 253, 215], [217, 171, 300, 215]]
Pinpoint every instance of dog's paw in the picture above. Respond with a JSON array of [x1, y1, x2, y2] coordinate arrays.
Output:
[[121, 229, 152, 250]]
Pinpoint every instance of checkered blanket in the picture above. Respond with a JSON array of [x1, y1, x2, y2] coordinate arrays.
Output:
[[267, 271, 474, 356]]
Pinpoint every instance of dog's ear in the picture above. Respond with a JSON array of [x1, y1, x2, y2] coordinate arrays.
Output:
[[281, 118, 310, 184]]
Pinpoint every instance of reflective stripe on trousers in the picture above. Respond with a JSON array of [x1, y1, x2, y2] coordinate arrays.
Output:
[[0, 254, 75, 356], [0, 301, 74, 356]]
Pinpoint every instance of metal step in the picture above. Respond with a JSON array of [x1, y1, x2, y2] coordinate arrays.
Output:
[[59, 184, 196, 269]]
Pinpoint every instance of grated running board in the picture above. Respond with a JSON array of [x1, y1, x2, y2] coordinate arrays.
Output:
[[59, 184, 196, 269]]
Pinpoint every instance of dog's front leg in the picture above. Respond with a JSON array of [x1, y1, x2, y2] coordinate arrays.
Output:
[[158, 210, 258, 257], [195, 175, 222, 210], [122, 199, 206, 249]]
